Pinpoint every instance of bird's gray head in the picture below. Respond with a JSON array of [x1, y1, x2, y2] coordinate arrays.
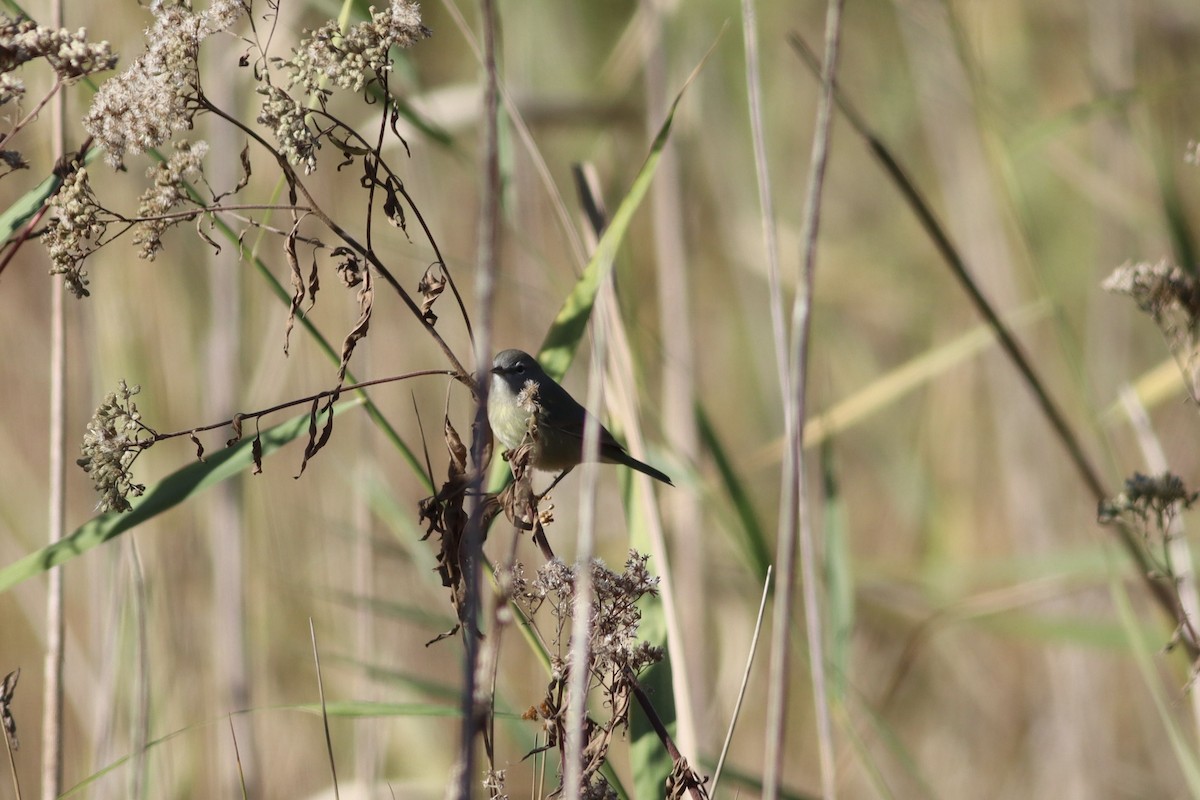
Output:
[[490, 349, 544, 390]]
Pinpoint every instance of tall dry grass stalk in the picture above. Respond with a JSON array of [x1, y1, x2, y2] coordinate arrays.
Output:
[[763, 0, 846, 798], [42, 1, 67, 798]]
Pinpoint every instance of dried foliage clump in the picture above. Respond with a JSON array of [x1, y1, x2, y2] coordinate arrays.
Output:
[[1103, 259, 1200, 333], [133, 139, 210, 260], [1100, 471, 1200, 655], [0, 668, 18, 752], [418, 414, 475, 637], [502, 552, 665, 794], [284, 0, 429, 97]]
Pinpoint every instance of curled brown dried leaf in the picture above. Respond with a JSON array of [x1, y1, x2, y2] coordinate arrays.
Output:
[[418, 415, 473, 622], [226, 413, 244, 446], [283, 218, 303, 356], [418, 262, 447, 325], [335, 267, 373, 385], [1, 667, 18, 751], [332, 246, 362, 287]]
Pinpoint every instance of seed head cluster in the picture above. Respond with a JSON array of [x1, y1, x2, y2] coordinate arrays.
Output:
[[0, 16, 116, 81], [287, 0, 429, 96], [511, 552, 664, 679], [133, 139, 209, 260], [43, 167, 103, 298], [77, 381, 149, 513], [259, 0, 429, 174], [255, 84, 319, 174]]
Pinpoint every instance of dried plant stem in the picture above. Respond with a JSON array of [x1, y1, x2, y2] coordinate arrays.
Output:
[[439, 0, 588, 271], [203, 42, 258, 797], [454, 0, 502, 795], [573, 165, 700, 759], [764, 2, 845, 799], [740, 0, 786, 386], [42, 1, 67, 797], [309, 619, 340, 800], [641, 1, 705, 746], [711, 566, 771, 796], [5, 723, 18, 800], [564, 316, 608, 800], [0, 77, 62, 151], [128, 538, 149, 800]]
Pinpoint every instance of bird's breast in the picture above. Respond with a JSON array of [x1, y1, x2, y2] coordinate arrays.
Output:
[[487, 377, 535, 451]]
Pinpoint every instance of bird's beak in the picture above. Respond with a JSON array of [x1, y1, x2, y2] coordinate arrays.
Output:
[[489, 365, 503, 375]]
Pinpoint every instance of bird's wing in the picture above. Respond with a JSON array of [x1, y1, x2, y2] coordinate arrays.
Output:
[[537, 380, 625, 451]]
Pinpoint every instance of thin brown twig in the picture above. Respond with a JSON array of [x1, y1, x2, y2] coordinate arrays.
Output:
[[623, 667, 708, 800], [284, 102, 475, 342], [148, 369, 458, 443], [0, 77, 63, 152]]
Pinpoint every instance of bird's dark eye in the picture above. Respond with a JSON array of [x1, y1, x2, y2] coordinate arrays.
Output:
[[515, 362, 526, 374]]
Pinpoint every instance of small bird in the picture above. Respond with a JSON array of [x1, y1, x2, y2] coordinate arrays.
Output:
[[488, 349, 673, 486]]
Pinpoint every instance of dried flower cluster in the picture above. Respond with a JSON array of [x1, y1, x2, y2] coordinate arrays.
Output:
[[255, 85, 319, 174], [511, 551, 664, 681], [505, 550, 663, 797], [0, 15, 116, 83], [83, 0, 246, 167], [286, 0, 429, 96], [1099, 471, 1199, 529], [133, 139, 209, 260], [76, 380, 150, 513], [259, 0, 429, 174], [43, 166, 103, 298], [1103, 259, 1200, 329]]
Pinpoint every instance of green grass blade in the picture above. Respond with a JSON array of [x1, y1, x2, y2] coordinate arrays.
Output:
[[821, 442, 853, 706], [536, 45, 712, 381], [0, 172, 58, 243], [696, 402, 772, 580], [625, 472, 676, 798], [628, 587, 676, 799], [0, 400, 361, 593]]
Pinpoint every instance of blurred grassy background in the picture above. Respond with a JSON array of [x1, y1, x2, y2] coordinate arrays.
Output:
[[5, 0, 1200, 797]]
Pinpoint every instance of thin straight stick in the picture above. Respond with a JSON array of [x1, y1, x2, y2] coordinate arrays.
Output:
[[43, 0, 67, 797], [764, 1, 847, 798], [564, 322, 607, 799], [711, 566, 772, 795], [455, 0, 502, 796]]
